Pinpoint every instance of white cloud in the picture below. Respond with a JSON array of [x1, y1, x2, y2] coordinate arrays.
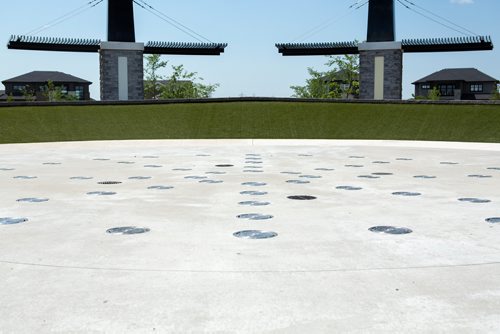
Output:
[[450, 0, 474, 4]]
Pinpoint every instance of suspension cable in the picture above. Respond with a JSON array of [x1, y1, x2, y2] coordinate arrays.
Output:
[[25, 0, 104, 36], [292, 0, 369, 42], [396, 0, 478, 37], [133, 0, 212, 43]]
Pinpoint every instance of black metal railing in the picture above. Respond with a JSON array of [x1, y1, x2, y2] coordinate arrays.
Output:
[[276, 41, 359, 56], [402, 36, 493, 53], [7, 35, 101, 52], [145, 41, 227, 55]]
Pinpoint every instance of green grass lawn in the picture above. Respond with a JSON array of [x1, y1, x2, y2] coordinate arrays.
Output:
[[1, 102, 499, 144]]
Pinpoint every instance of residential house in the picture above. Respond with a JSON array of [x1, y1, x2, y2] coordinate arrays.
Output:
[[321, 70, 360, 99], [1, 71, 92, 101], [413, 68, 499, 100]]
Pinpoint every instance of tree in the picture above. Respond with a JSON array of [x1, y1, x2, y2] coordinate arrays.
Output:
[[291, 54, 359, 99], [160, 64, 218, 99], [42, 80, 64, 102], [491, 85, 500, 100], [427, 87, 441, 100], [326, 54, 360, 98], [144, 54, 219, 99], [144, 54, 168, 99], [21, 85, 36, 102]]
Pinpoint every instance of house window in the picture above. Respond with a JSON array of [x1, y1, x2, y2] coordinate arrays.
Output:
[[61, 85, 68, 95], [75, 86, 84, 100], [421, 83, 430, 90], [438, 84, 455, 96], [12, 84, 26, 96], [470, 83, 483, 93]]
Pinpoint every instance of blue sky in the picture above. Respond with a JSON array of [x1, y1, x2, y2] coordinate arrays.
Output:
[[1, 0, 499, 99]]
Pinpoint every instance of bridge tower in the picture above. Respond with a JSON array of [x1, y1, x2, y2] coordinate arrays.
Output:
[[8, 0, 227, 101], [276, 0, 493, 100]]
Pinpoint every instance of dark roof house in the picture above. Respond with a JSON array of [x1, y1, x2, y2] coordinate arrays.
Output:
[[413, 68, 499, 100], [1, 71, 92, 101]]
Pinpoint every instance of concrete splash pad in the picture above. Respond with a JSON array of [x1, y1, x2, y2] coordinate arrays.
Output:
[[1, 139, 499, 333]]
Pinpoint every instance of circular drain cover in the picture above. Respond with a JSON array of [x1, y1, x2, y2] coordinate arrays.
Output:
[[17, 198, 49, 203], [486, 217, 500, 224], [0, 217, 28, 225], [71, 176, 93, 180], [87, 191, 117, 196], [288, 195, 316, 200], [369, 226, 413, 234], [98, 181, 122, 185], [240, 191, 268, 196], [233, 230, 278, 239], [237, 213, 274, 220], [336, 186, 363, 191], [148, 186, 174, 190], [106, 226, 150, 235], [129, 176, 152, 180], [239, 201, 271, 206], [414, 175, 436, 179], [392, 192, 422, 197], [216, 164, 234, 167], [286, 180, 310, 184], [468, 175, 492, 178], [242, 182, 267, 187], [458, 198, 491, 204]]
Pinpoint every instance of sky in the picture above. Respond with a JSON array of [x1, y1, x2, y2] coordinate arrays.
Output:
[[0, 0, 499, 99]]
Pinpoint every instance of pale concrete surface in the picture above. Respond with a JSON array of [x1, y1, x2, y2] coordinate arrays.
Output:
[[1, 139, 500, 333]]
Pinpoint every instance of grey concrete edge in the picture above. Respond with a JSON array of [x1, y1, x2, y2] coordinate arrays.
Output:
[[1, 139, 500, 152], [1, 97, 500, 108]]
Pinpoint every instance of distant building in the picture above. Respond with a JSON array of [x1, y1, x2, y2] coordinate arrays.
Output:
[[320, 70, 360, 99], [413, 68, 499, 100], [1, 71, 92, 101]]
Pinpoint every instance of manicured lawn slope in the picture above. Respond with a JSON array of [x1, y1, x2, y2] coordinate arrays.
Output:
[[1, 102, 499, 143]]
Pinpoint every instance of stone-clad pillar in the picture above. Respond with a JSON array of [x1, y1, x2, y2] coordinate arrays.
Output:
[[359, 42, 403, 100], [99, 42, 144, 101]]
